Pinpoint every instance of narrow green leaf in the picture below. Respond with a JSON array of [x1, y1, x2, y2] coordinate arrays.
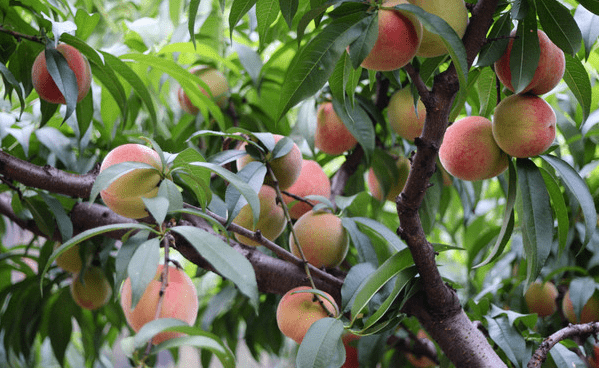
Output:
[[127, 238, 160, 309], [568, 277, 597, 322], [229, 0, 258, 39], [535, 0, 582, 55], [510, 16, 540, 94], [563, 53, 592, 123], [279, 0, 299, 28], [351, 217, 407, 252], [476, 12, 512, 67], [0, 61, 25, 115], [574, 5, 599, 59], [296, 318, 345, 368], [89, 161, 161, 204], [539, 168, 569, 256], [578, 0, 599, 15], [541, 154, 597, 245], [256, 0, 280, 47], [48, 288, 74, 366], [341, 218, 379, 267], [550, 342, 586, 367], [477, 67, 498, 118], [188, 0, 201, 48], [44, 48, 77, 122], [347, 13, 378, 69], [225, 161, 266, 227], [153, 335, 235, 368], [485, 315, 528, 367], [331, 97, 375, 158], [40, 192, 73, 242]]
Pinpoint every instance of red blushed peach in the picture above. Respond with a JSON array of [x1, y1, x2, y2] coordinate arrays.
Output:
[[494, 30, 565, 95], [120, 264, 199, 345], [342, 333, 360, 368], [562, 290, 599, 324], [70, 266, 112, 310], [237, 134, 303, 190], [232, 185, 287, 246], [31, 44, 92, 104], [283, 160, 331, 220], [276, 286, 338, 344], [314, 102, 358, 155], [387, 88, 426, 141], [360, 0, 423, 71], [492, 94, 556, 158], [524, 281, 558, 317], [289, 210, 349, 269], [177, 66, 229, 114], [439, 116, 509, 181], [367, 155, 410, 202]]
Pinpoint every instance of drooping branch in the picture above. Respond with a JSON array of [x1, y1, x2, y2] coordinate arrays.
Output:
[[528, 322, 599, 368]]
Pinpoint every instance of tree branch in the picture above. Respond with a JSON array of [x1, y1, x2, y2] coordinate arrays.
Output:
[[528, 322, 599, 368]]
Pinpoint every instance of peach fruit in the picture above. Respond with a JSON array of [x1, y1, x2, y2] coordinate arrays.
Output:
[[367, 155, 410, 202], [387, 88, 426, 141], [99, 144, 163, 219], [236, 134, 303, 190], [177, 66, 229, 114], [408, 0, 469, 58], [56, 243, 89, 274], [524, 281, 558, 317], [360, 0, 423, 71], [120, 264, 199, 345], [282, 159, 331, 220], [406, 330, 437, 368], [289, 210, 349, 268], [342, 333, 360, 368], [276, 286, 338, 344], [31, 43, 92, 104], [494, 30, 565, 95], [439, 116, 509, 181], [492, 94, 556, 158], [70, 266, 112, 310], [314, 102, 358, 155], [232, 185, 287, 246], [562, 290, 599, 324]]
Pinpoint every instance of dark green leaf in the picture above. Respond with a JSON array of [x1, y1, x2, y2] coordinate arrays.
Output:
[[563, 53, 592, 123], [127, 238, 161, 309], [256, 0, 280, 47], [539, 168, 569, 256], [188, 0, 201, 48], [578, 0, 599, 15], [229, 0, 258, 39], [477, 67, 498, 118], [510, 15, 539, 93], [48, 288, 74, 367], [296, 318, 345, 368], [279, 0, 299, 28], [485, 315, 527, 367], [476, 12, 512, 67], [535, 0, 582, 55], [44, 48, 77, 121], [331, 97, 375, 158], [347, 13, 378, 69]]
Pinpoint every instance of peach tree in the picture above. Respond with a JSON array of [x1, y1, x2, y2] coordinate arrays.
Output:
[[0, 0, 599, 367]]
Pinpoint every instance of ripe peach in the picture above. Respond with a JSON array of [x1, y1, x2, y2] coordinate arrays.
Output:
[[177, 66, 229, 114], [524, 281, 558, 317], [236, 134, 303, 190], [408, 0, 469, 58], [387, 88, 426, 141], [289, 210, 349, 268], [99, 144, 163, 219], [492, 94, 556, 158], [342, 333, 360, 368], [31, 44, 92, 104], [494, 30, 565, 95], [70, 266, 112, 310], [232, 185, 287, 247], [360, 0, 423, 71], [120, 264, 199, 345], [283, 160, 331, 220], [367, 155, 410, 202], [562, 290, 599, 324], [314, 102, 358, 155], [439, 116, 509, 181], [406, 330, 437, 368], [276, 286, 338, 344]]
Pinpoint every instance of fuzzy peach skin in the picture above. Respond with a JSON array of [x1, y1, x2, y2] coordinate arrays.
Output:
[[99, 144, 163, 219], [283, 159, 331, 220], [177, 66, 229, 114], [387, 88, 426, 141], [120, 264, 199, 345], [524, 281, 558, 317], [439, 116, 509, 181], [314, 102, 358, 155], [70, 266, 112, 310], [492, 94, 556, 158], [236, 134, 303, 190], [562, 290, 599, 324], [408, 0, 469, 58], [367, 156, 410, 202], [289, 210, 349, 268], [31, 43, 92, 104], [232, 185, 287, 246], [494, 30, 565, 95], [360, 0, 423, 71], [276, 286, 338, 344]]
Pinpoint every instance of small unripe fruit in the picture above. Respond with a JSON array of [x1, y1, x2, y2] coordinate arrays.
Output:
[[562, 290, 599, 324], [233, 185, 287, 246], [492, 94, 556, 158], [387, 88, 426, 141], [236, 134, 303, 190], [120, 264, 199, 345], [99, 144, 163, 219], [55, 243, 89, 274], [70, 267, 112, 310], [367, 156, 410, 202], [283, 160, 331, 220], [31, 44, 92, 104], [276, 286, 338, 344], [289, 210, 349, 268], [359, 0, 423, 71], [177, 66, 229, 114], [494, 30, 565, 95], [314, 102, 358, 155], [408, 0, 469, 58], [439, 116, 509, 181], [524, 281, 558, 317]]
